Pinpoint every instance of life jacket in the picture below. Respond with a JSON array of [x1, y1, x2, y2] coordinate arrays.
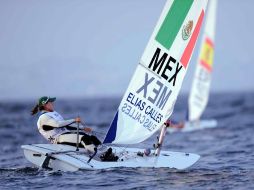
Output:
[[37, 111, 70, 143]]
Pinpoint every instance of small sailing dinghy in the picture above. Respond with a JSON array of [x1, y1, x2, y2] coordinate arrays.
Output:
[[22, 0, 208, 171], [168, 0, 218, 133]]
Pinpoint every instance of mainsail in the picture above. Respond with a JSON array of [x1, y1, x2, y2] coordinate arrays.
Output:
[[188, 0, 217, 122], [104, 0, 209, 144]]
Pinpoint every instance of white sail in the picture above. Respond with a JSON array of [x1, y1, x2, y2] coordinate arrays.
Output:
[[104, 0, 209, 144], [188, 0, 217, 122]]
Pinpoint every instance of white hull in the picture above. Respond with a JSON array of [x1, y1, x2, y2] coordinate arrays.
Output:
[[21, 144, 200, 172], [168, 119, 217, 133]]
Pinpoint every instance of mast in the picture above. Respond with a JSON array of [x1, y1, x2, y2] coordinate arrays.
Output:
[[155, 121, 170, 156]]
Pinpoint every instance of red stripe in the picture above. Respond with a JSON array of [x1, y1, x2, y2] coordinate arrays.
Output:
[[205, 37, 214, 47], [180, 10, 205, 68], [200, 60, 212, 72]]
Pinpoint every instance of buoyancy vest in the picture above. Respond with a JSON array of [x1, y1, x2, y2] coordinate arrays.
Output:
[[37, 111, 74, 143]]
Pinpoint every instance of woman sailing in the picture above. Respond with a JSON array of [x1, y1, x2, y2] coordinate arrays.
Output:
[[31, 96, 118, 161]]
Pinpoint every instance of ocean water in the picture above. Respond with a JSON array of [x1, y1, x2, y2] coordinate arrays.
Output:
[[0, 92, 253, 190]]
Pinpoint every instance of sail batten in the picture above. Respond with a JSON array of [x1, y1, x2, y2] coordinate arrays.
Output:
[[104, 0, 209, 145]]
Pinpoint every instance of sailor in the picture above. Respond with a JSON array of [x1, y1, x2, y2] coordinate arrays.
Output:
[[165, 119, 184, 129], [31, 96, 102, 153]]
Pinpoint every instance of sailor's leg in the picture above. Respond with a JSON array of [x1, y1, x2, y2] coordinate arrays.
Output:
[[57, 133, 83, 147], [80, 133, 98, 153], [77, 132, 101, 145], [90, 135, 102, 146], [57, 133, 96, 152]]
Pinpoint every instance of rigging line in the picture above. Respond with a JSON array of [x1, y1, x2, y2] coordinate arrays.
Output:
[[34, 145, 94, 167], [80, 121, 106, 136], [117, 145, 130, 157], [76, 117, 80, 151], [92, 130, 106, 136]]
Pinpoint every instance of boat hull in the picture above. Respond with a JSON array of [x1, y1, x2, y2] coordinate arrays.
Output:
[[21, 144, 200, 171]]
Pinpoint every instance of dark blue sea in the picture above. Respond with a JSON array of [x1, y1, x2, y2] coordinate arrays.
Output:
[[0, 92, 253, 190]]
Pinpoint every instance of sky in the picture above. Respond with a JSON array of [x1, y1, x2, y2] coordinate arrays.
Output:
[[0, 0, 253, 101]]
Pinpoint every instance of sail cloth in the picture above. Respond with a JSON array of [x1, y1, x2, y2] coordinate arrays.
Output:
[[188, 0, 217, 122], [104, 0, 209, 144]]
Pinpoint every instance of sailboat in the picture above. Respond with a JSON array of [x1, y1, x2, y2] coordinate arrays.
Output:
[[21, 0, 208, 171], [168, 0, 218, 133]]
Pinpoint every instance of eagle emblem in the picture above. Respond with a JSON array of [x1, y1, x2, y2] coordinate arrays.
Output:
[[182, 20, 193, 40]]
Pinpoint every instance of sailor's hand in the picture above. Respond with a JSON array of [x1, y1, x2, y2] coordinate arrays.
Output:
[[178, 122, 184, 129], [84, 127, 92, 133], [75, 117, 81, 123], [164, 120, 171, 127]]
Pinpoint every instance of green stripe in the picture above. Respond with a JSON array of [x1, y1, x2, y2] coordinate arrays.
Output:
[[155, 0, 194, 50]]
